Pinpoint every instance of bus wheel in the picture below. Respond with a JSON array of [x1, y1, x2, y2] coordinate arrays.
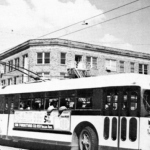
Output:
[[79, 126, 98, 150]]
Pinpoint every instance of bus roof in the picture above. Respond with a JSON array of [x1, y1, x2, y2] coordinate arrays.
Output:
[[1, 73, 150, 95]]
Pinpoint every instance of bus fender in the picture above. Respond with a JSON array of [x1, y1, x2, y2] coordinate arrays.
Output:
[[71, 121, 99, 148]]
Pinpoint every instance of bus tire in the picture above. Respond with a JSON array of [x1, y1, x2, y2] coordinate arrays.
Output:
[[79, 126, 98, 150]]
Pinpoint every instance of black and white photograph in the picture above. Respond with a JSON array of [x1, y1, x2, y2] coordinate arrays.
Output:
[[0, 0, 150, 150]]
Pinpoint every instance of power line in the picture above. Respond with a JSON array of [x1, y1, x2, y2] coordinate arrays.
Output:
[[37, 0, 139, 39], [0, 61, 41, 80], [58, 5, 150, 39], [90, 42, 150, 46]]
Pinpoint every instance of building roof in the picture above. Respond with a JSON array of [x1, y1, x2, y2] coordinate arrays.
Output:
[[0, 38, 150, 60], [1, 73, 150, 95]]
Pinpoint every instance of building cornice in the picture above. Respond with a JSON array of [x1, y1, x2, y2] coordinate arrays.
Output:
[[0, 38, 150, 60]]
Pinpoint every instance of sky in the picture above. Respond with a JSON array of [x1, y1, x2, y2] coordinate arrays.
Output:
[[0, 0, 150, 54]]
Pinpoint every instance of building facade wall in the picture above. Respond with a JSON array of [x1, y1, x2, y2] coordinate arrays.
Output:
[[0, 39, 150, 86]]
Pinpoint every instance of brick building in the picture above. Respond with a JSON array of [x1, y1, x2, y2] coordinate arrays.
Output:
[[0, 38, 150, 86]]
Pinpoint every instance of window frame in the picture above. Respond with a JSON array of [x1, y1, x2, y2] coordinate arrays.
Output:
[[8, 60, 13, 72], [8, 78, 12, 85], [86, 56, 97, 69], [120, 61, 125, 73], [139, 64, 148, 74], [130, 62, 135, 73], [1, 80, 5, 86], [105, 59, 117, 72], [60, 52, 66, 65], [23, 54, 28, 68], [15, 58, 20, 69], [37, 52, 50, 65], [44, 52, 50, 64]]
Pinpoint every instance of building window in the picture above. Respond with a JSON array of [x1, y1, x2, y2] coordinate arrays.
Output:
[[8, 78, 12, 85], [1, 80, 5, 86], [86, 56, 91, 69], [75, 55, 82, 68], [86, 56, 97, 69], [105, 59, 117, 72], [37, 53, 42, 64], [37, 53, 50, 64], [92, 57, 97, 69], [8, 60, 13, 72], [37, 72, 50, 79], [4, 64, 6, 74], [0, 64, 6, 74], [130, 62, 135, 73], [60, 53, 66, 65], [120, 61, 124, 73], [14, 76, 19, 85], [23, 54, 28, 68], [22, 75, 24, 83], [44, 53, 50, 64], [139, 64, 148, 74], [15, 58, 19, 69]]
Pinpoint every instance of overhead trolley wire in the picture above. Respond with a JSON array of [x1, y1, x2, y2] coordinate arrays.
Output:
[[58, 5, 150, 39], [37, 0, 139, 39]]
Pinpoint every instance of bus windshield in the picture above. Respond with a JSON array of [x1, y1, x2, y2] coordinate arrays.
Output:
[[143, 90, 150, 113]]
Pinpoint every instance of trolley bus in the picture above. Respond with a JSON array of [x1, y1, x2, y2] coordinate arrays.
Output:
[[0, 73, 150, 150]]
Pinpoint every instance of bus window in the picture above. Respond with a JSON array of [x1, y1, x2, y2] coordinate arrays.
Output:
[[59, 90, 76, 110], [112, 93, 118, 110], [46, 98, 58, 112], [68, 98, 75, 109], [143, 90, 150, 113], [25, 99, 32, 110], [19, 101, 25, 110], [105, 94, 111, 110], [61, 97, 75, 109], [19, 99, 32, 110], [13, 94, 20, 110], [10, 101, 14, 114], [0, 95, 5, 114], [76, 89, 93, 109], [104, 117, 110, 140], [20, 93, 32, 110], [111, 117, 117, 141], [121, 117, 127, 141], [76, 97, 92, 109], [4, 97, 9, 114], [129, 118, 137, 141], [122, 92, 128, 110], [32, 98, 44, 110], [59, 98, 68, 111], [105, 91, 112, 110], [32, 92, 45, 110], [104, 89, 119, 116], [130, 92, 138, 111]]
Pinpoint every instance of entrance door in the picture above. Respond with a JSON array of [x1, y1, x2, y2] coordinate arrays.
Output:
[[101, 87, 140, 150]]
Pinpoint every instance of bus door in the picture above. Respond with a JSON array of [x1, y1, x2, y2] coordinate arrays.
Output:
[[119, 88, 140, 150], [102, 87, 140, 150]]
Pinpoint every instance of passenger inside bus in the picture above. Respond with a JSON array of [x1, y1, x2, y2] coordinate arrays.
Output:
[[105, 94, 111, 110], [59, 98, 67, 111], [47, 100, 57, 114], [19, 101, 24, 110], [10, 102, 14, 113], [122, 93, 128, 110], [112, 94, 118, 110]]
